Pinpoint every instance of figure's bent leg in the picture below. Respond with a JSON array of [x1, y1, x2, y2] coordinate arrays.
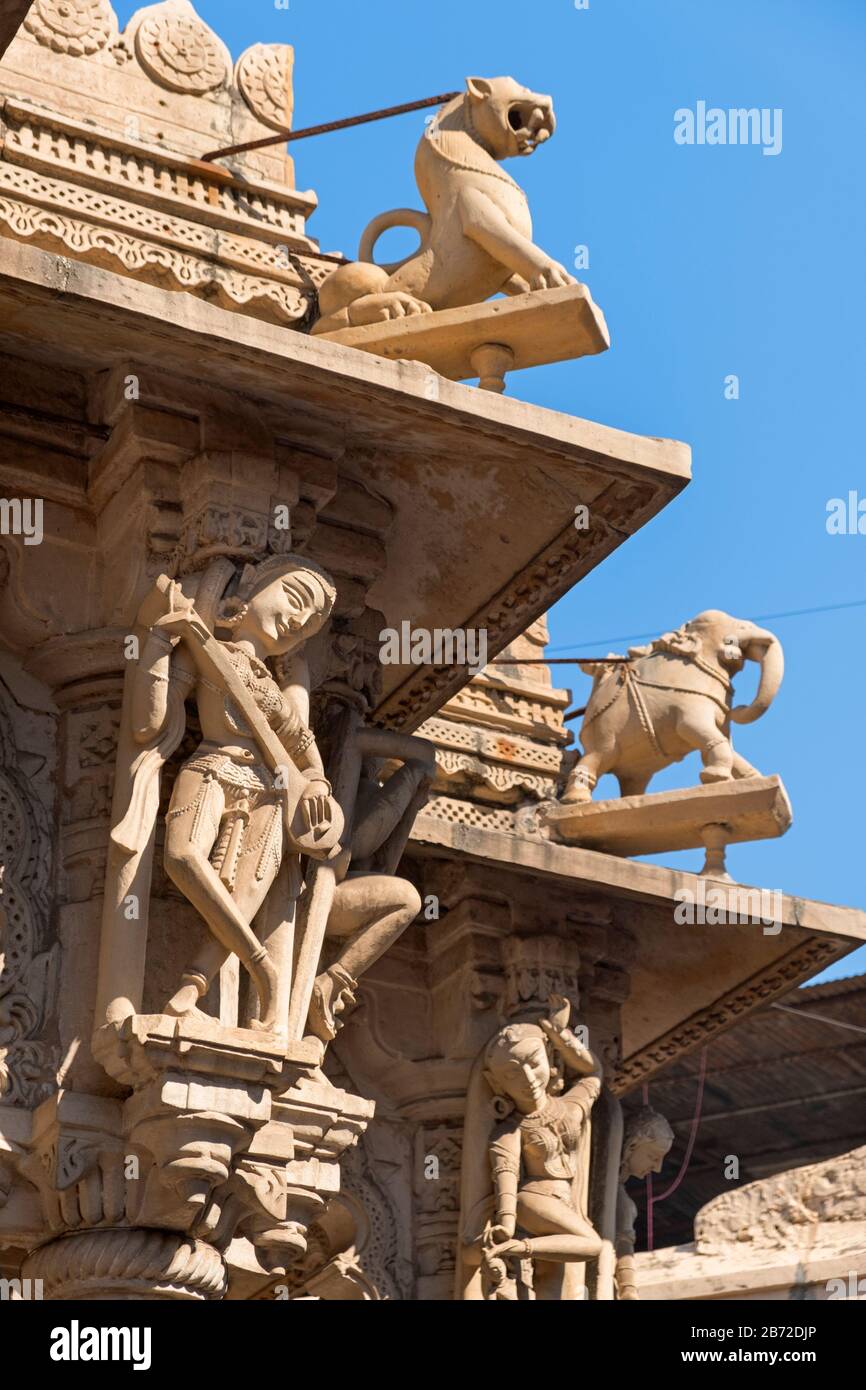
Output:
[[506, 1193, 602, 1262], [307, 874, 421, 1042], [330, 875, 422, 978]]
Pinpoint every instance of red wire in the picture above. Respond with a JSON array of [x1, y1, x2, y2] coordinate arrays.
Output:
[[644, 1047, 709, 1252]]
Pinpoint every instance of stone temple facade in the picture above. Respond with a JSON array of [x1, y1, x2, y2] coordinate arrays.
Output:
[[0, 1, 863, 1303]]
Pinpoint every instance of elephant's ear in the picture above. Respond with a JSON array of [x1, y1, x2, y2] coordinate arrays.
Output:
[[653, 629, 701, 658]]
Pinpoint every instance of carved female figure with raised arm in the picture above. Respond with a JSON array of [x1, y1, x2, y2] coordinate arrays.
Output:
[[458, 996, 604, 1299]]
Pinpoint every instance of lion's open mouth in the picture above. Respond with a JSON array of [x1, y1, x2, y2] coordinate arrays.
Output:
[[516, 130, 550, 155], [508, 104, 554, 154]]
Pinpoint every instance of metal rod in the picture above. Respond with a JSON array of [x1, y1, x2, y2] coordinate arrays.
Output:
[[201, 90, 462, 163], [491, 657, 629, 665]]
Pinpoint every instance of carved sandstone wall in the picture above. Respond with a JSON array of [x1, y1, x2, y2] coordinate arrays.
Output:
[[0, 0, 338, 325]]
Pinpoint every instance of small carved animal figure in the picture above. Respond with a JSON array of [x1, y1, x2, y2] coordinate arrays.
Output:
[[562, 611, 784, 804], [313, 76, 576, 334]]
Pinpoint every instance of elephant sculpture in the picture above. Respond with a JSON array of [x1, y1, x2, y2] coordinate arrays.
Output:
[[561, 611, 784, 804]]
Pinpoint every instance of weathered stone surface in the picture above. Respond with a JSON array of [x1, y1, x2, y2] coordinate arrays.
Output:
[[545, 776, 793, 859], [318, 283, 610, 388], [0, 3, 860, 1307], [635, 1146, 866, 1301]]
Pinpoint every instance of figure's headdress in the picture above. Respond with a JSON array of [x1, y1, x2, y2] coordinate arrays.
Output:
[[622, 1106, 675, 1162], [218, 553, 337, 636], [482, 1022, 551, 1115]]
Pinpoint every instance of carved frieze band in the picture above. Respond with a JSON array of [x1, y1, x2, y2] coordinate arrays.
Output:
[[433, 750, 555, 803], [0, 98, 335, 325], [416, 797, 519, 836], [0, 159, 312, 282], [419, 715, 562, 772], [445, 683, 568, 744], [1, 100, 313, 240], [0, 191, 311, 324]]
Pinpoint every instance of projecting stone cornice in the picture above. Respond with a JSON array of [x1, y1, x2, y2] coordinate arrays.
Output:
[[0, 239, 691, 729], [409, 806, 866, 1095]]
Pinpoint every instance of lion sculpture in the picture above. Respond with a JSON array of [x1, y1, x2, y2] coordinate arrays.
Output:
[[312, 76, 576, 335]]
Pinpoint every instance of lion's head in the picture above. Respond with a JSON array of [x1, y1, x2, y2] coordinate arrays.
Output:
[[464, 76, 556, 159]]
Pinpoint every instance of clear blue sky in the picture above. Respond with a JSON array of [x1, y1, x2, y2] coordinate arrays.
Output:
[[116, 0, 866, 979]]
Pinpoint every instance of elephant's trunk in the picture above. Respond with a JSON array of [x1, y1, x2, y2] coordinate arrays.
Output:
[[730, 631, 784, 725]]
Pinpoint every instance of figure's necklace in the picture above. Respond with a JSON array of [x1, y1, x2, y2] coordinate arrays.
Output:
[[223, 644, 283, 719], [520, 1098, 556, 1136], [224, 643, 271, 681]]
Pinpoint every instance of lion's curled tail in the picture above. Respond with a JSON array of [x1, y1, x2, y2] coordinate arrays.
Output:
[[358, 208, 432, 272]]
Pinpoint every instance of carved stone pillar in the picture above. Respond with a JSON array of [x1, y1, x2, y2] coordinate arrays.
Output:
[[22, 637, 128, 1097], [414, 1122, 463, 1300], [17, 1017, 372, 1300]]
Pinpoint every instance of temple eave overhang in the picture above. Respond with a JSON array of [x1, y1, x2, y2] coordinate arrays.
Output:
[[409, 808, 866, 1094], [0, 238, 691, 728]]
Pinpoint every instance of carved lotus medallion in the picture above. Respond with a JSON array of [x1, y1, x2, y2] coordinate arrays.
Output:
[[24, 0, 117, 55], [135, 7, 228, 93], [236, 44, 295, 132]]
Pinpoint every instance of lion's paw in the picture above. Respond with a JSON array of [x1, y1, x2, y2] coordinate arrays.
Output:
[[529, 262, 578, 292], [349, 292, 433, 327]]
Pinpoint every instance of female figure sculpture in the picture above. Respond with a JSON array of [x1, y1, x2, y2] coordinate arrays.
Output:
[[458, 996, 604, 1299], [104, 552, 435, 1042], [126, 555, 344, 1032]]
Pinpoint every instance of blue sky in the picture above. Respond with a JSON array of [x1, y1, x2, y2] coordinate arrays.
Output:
[[116, 0, 866, 979]]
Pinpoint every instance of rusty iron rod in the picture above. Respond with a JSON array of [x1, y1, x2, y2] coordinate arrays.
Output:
[[201, 90, 462, 163], [491, 657, 630, 665], [491, 657, 631, 721]]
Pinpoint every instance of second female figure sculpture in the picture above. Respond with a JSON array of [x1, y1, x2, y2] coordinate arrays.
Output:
[[458, 995, 605, 1299]]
